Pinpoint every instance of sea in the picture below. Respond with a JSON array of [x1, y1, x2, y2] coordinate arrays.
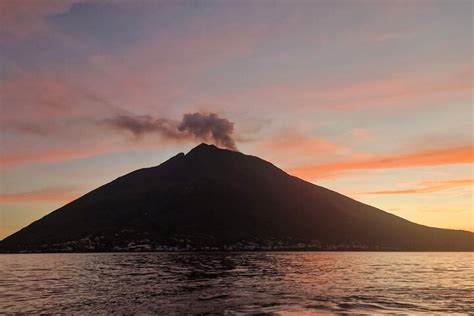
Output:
[[0, 252, 472, 314]]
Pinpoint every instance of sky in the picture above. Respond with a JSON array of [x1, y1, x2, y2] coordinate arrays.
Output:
[[0, 0, 472, 240]]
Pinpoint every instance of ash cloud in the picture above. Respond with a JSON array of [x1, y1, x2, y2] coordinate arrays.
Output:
[[178, 113, 236, 151], [102, 112, 237, 151]]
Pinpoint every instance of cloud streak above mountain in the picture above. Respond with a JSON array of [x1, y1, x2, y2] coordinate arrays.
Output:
[[102, 112, 238, 151], [360, 179, 474, 195], [289, 146, 474, 180]]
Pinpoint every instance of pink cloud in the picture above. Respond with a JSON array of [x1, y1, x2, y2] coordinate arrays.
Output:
[[249, 130, 352, 168], [0, 139, 182, 169], [0, 0, 78, 42], [262, 132, 349, 156], [0, 71, 117, 124], [225, 65, 473, 112], [323, 67, 473, 110]]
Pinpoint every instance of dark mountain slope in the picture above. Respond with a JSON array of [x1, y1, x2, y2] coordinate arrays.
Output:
[[1, 143, 472, 252]]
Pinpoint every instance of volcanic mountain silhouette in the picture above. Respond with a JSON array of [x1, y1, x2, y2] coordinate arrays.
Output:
[[1, 143, 472, 252]]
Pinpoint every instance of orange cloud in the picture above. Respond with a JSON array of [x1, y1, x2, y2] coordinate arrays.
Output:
[[0, 186, 80, 203], [289, 146, 474, 180], [361, 179, 474, 195]]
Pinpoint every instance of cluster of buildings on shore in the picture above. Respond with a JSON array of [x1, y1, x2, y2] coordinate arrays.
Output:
[[16, 235, 390, 253]]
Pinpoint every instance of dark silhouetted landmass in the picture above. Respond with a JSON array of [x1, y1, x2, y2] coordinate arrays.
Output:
[[1, 143, 472, 252]]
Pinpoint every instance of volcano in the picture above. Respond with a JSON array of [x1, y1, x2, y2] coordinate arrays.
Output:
[[1, 143, 472, 252]]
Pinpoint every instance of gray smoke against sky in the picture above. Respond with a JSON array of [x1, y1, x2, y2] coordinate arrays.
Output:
[[102, 112, 237, 151]]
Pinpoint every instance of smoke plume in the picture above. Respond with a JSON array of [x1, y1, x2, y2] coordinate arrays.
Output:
[[102, 112, 237, 151]]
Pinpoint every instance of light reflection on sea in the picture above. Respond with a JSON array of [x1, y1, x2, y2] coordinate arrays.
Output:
[[0, 252, 472, 314]]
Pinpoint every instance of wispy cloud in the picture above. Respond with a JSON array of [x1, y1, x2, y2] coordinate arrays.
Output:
[[0, 0, 78, 42], [0, 141, 173, 169], [360, 179, 474, 195], [0, 146, 112, 169], [289, 146, 474, 180], [349, 128, 373, 143], [227, 65, 473, 112], [0, 185, 80, 203], [417, 206, 470, 213], [261, 132, 348, 156]]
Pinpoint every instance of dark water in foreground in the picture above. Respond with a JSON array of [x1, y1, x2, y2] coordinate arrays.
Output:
[[0, 252, 472, 314]]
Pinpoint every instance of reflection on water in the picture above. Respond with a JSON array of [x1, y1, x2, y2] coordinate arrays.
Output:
[[0, 252, 473, 314]]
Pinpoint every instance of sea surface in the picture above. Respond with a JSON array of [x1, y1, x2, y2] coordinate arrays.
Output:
[[0, 252, 472, 314]]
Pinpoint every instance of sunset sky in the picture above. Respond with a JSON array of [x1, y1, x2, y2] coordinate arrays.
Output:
[[0, 0, 472, 240]]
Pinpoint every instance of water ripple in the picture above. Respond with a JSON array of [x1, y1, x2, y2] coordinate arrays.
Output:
[[0, 252, 473, 314]]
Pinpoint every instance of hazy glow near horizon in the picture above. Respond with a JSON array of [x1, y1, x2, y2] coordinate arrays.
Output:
[[0, 0, 472, 239]]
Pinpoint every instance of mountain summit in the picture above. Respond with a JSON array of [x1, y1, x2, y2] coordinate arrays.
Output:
[[1, 143, 472, 252]]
